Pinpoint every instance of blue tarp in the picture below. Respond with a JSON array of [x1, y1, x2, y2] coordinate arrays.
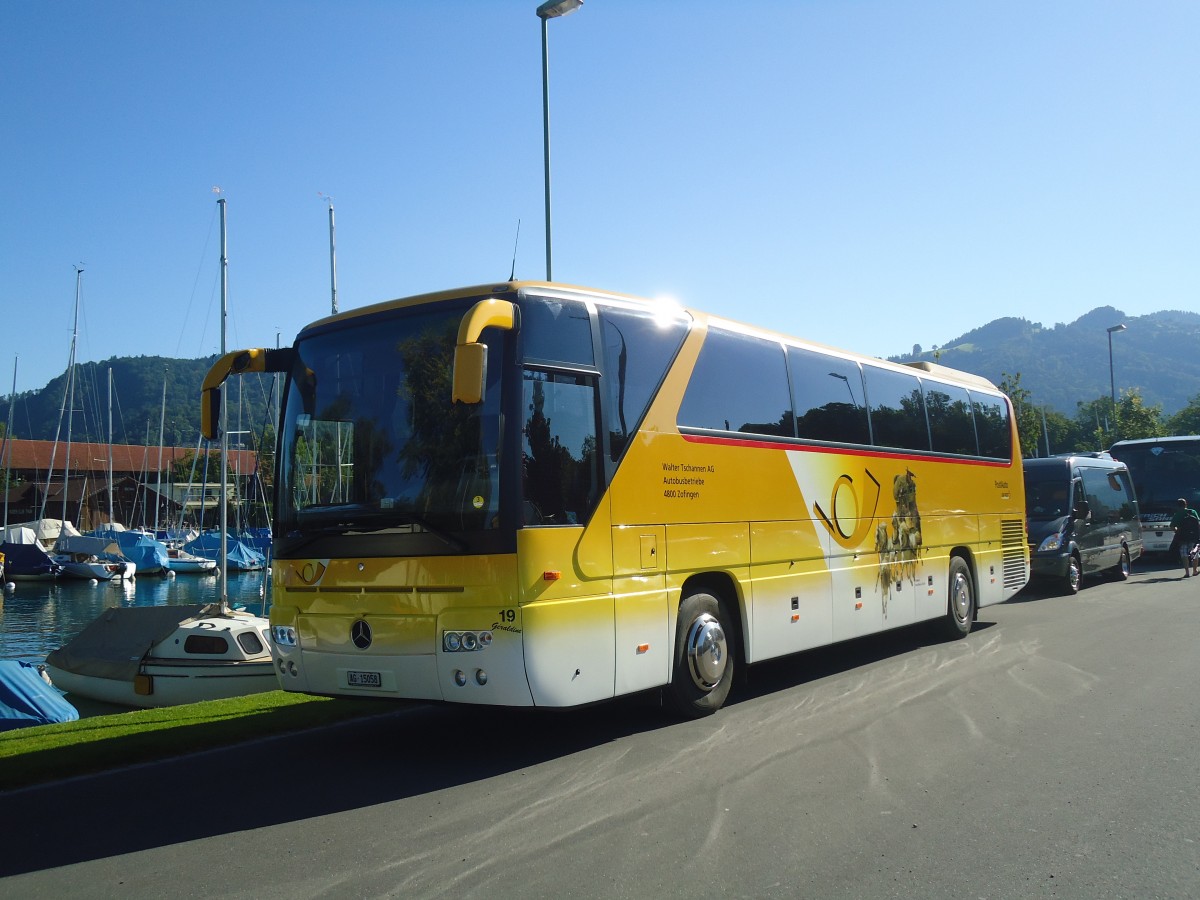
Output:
[[90, 528, 171, 575], [0, 661, 79, 731], [183, 533, 267, 571], [0, 541, 63, 579]]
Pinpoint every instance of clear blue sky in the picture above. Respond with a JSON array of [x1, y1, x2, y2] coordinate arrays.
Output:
[[3, 1, 1196, 397]]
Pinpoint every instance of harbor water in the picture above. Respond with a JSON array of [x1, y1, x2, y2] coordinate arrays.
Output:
[[0, 570, 272, 667]]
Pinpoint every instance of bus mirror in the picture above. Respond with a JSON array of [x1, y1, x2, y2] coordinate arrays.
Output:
[[453, 343, 488, 404], [452, 298, 515, 405], [200, 347, 295, 439]]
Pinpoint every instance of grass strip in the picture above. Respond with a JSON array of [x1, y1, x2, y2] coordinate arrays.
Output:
[[0, 691, 385, 792]]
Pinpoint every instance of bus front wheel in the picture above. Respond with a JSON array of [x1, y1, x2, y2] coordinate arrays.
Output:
[[666, 592, 734, 718], [936, 557, 975, 640]]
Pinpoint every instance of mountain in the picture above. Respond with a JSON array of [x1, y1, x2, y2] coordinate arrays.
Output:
[[4, 355, 275, 448], [889, 306, 1200, 417], [4, 306, 1199, 445]]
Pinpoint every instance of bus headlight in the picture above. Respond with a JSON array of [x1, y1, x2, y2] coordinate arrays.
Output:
[[443, 630, 492, 652], [272, 625, 298, 647]]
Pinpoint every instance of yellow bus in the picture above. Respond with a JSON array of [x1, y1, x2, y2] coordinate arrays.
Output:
[[202, 281, 1028, 717]]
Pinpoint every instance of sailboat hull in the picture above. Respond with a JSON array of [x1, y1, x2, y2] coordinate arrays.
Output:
[[45, 604, 278, 708], [46, 659, 277, 708]]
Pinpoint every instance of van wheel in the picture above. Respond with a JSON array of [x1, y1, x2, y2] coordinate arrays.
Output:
[[1062, 554, 1081, 595], [666, 592, 734, 718], [935, 557, 974, 640], [1111, 547, 1131, 581]]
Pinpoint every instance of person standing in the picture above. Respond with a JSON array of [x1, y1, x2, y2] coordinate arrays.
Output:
[[1168, 498, 1200, 577]]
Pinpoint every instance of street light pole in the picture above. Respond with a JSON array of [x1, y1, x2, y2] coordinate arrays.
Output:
[[536, 0, 582, 282], [1107, 323, 1126, 436]]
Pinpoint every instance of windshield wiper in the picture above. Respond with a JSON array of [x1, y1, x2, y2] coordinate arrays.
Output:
[[391, 514, 468, 552], [285, 509, 468, 553]]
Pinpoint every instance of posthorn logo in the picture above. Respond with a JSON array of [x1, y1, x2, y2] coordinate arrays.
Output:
[[351, 619, 372, 650]]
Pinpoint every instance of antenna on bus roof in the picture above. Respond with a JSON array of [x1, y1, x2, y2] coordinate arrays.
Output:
[[508, 218, 521, 282]]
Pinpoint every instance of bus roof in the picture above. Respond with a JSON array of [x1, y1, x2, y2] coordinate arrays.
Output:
[[296, 280, 1003, 395]]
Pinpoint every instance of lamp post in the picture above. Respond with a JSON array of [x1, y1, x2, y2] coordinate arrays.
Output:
[[536, 0, 582, 282], [1107, 323, 1126, 421]]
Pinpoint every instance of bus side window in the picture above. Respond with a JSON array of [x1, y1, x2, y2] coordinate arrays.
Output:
[[599, 305, 690, 462], [787, 346, 869, 445], [970, 392, 1013, 460], [522, 369, 601, 526], [863, 365, 930, 452], [926, 382, 976, 455], [678, 328, 792, 438]]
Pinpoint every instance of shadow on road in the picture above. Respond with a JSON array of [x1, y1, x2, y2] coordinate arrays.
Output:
[[0, 615, 988, 877]]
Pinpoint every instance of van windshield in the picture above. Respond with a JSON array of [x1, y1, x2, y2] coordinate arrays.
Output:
[[1024, 468, 1071, 519]]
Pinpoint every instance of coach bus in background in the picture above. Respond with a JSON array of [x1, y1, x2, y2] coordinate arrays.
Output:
[[1109, 436, 1200, 554], [201, 281, 1029, 718]]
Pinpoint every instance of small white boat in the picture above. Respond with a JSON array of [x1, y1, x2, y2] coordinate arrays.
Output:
[[45, 603, 278, 708], [55, 555, 129, 582], [164, 545, 218, 575], [54, 533, 135, 581]]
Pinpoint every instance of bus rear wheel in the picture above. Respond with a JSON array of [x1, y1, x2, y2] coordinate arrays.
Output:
[[666, 591, 734, 718], [936, 557, 974, 640]]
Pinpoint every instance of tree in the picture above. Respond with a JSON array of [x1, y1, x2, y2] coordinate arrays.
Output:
[[1075, 396, 1115, 451], [999, 372, 1042, 460], [1030, 407, 1078, 458], [1114, 388, 1165, 441], [1167, 395, 1200, 436]]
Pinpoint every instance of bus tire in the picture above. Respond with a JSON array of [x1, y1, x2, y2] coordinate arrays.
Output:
[[1111, 547, 1131, 581], [937, 557, 974, 640], [666, 592, 734, 718], [1062, 554, 1082, 595]]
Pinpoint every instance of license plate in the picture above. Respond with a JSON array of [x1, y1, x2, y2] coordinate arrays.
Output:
[[347, 670, 382, 687]]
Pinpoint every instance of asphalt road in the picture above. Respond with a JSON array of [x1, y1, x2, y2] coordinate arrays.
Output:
[[2, 557, 1198, 899]]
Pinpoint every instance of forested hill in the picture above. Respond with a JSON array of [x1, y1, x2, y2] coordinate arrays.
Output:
[[5, 306, 1200, 444], [890, 306, 1200, 416], [5, 355, 275, 448]]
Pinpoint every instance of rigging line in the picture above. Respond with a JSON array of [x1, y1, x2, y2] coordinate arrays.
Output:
[[175, 199, 220, 358], [197, 261, 221, 360]]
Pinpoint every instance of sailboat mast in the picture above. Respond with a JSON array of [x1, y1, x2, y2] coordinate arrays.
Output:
[[155, 368, 166, 534], [62, 265, 83, 531], [107, 367, 114, 524], [2, 355, 16, 532], [218, 196, 229, 605]]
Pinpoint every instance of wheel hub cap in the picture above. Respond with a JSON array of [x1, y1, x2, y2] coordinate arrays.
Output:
[[685, 613, 727, 689], [952, 574, 970, 621]]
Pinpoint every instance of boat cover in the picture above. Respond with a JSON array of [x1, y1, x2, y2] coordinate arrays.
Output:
[[45, 604, 212, 682], [0, 660, 79, 730], [55, 534, 124, 558], [90, 528, 170, 574], [13, 518, 82, 545], [184, 534, 267, 570], [3, 525, 42, 545], [0, 541, 61, 578]]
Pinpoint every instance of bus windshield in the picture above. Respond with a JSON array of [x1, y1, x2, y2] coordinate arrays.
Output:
[[276, 300, 504, 540], [1110, 438, 1200, 517]]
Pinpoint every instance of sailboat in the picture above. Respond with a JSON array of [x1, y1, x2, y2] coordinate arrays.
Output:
[[44, 198, 277, 707], [32, 269, 133, 582], [88, 369, 172, 575], [1, 358, 64, 581]]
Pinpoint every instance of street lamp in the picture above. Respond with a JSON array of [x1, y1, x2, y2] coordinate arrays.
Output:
[[1107, 323, 1126, 416], [536, 0, 582, 282]]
